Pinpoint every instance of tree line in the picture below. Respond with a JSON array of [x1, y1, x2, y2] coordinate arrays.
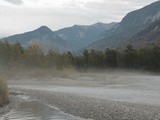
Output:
[[0, 41, 160, 71]]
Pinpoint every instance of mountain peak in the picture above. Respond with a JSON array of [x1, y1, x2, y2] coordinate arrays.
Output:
[[91, 22, 117, 29], [36, 25, 53, 33], [91, 22, 107, 27], [39, 25, 50, 29], [120, 0, 160, 32], [93, 22, 105, 25], [73, 24, 83, 28]]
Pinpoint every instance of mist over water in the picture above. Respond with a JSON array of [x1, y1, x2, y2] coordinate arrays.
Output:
[[0, 0, 160, 119], [1, 70, 160, 120], [8, 71, 160, 105]]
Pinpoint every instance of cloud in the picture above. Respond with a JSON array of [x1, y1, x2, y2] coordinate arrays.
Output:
[[5, 0, 23, 5], [0, 0, 158, 38]]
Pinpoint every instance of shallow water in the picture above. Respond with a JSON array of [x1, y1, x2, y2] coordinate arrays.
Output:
[[1, 100, 83, 120], [3, 73, 160, 119], [9, 74, 160, 105]]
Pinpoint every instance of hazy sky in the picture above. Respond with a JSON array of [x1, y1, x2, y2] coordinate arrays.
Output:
[[0, 0, 158, 37]]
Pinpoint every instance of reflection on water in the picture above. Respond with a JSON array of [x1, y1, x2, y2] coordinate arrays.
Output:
[[2, 101, 82, 120]]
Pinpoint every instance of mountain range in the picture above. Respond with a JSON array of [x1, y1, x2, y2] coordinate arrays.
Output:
[[55, 22, 116, 50], [1, 1, 160, 53], [3, 22, 116, 52], [86, 0, 160, 50], [4, 26, 73, 53]]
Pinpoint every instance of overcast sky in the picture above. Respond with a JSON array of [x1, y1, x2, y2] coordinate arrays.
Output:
[[0, 0, 158, 37]]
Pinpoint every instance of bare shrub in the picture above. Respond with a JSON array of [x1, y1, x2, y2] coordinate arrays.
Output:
[[0, 78, 9, 106]]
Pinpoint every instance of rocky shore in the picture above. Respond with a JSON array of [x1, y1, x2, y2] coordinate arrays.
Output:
[[4, 73, 160, 120], [0, 92, 24, 117], [2, 88, 160, 120], [11, 88, 160, 120]]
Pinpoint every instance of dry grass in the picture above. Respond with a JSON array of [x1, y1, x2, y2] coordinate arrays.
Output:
[[0, 78, 9, 106]]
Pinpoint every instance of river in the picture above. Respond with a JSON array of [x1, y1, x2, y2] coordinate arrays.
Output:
[[1, 72, 160, 120]]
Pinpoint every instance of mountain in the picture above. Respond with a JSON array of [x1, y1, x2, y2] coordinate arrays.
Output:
[[55, 22, 117, 50], [2, 1, 160, 53], [127, 20, 160, 48], [3, 26, 73, 53], [86, 1, 160, 50]]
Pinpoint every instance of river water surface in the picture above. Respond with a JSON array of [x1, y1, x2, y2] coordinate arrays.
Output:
[[1, 72, 160, 120]]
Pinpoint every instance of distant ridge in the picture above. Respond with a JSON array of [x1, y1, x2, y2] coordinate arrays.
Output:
[[55, 22, 117, 50], [4, 26, 73, 53], [85, 1, 160, 50], [1, 22, 116, 53]]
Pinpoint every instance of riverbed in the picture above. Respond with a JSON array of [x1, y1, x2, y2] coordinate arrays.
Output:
[[1, 72, 160, 120]]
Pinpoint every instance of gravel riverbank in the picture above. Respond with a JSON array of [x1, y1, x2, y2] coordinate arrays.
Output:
[[10, 88, 160, 120], [0, 95, 16, 116], [0, 92, 25, 117], [5, 73, 160, 120]]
